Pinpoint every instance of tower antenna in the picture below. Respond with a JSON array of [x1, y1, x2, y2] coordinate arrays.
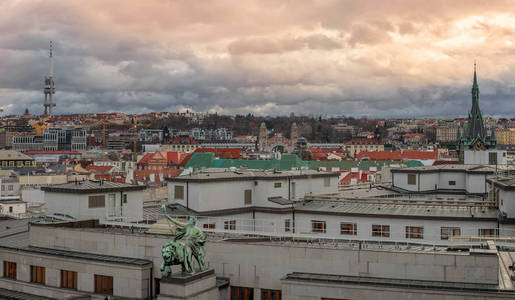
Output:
[[43, 41, 56, 116]]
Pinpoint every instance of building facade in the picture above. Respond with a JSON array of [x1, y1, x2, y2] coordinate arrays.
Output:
[[42, 180, 146, 221]]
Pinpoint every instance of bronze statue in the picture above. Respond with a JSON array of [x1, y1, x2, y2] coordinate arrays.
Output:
[[160, 204, 207, 275]]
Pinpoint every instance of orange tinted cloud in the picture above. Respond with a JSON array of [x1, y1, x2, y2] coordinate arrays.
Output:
[[0, 0, 514, 116]]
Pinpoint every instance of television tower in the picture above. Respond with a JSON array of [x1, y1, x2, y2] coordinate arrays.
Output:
[[43, 41, 56, 116]]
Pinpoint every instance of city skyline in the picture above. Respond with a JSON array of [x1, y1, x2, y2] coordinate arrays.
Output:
[[0, 0, 514, 117]]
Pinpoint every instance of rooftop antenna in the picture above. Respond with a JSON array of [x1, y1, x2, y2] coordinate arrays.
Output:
[[43, 41, 56, 116]]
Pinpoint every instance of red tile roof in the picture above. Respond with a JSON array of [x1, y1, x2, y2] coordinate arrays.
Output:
[[86, 165, 113, 173], [355, 150, 437, 160], [138, 151, 184, 165], [195, 148, 242, 159], [133, 168, 183, 184], [311, 152, 328, 160]]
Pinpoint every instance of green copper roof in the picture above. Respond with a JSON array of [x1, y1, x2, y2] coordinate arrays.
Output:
[[184, 152, 422, 171]]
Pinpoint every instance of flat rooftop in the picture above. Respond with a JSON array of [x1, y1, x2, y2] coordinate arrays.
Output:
[[283, 272, 503, 292], [295, 198, 496, 219], [488, 175, 515, 191], [15, 220, 494, 255], [41, 180, 146, 193], [391, 164, 501, 174], [168, 169, 337, 182]]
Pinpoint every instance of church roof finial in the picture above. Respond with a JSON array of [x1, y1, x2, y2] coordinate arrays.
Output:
[[473, 60, 478, 89]]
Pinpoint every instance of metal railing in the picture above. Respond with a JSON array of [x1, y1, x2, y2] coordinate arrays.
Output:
[[90, 213, 515, 247]]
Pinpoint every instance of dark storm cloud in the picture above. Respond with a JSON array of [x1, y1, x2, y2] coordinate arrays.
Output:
[[0, 0, 514, 117]]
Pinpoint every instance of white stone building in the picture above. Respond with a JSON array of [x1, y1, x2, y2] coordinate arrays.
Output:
[[0, 199, 26, 215], [0, 218, 512, 299], [489, 175, 515, 227], [391, 164, 497, 194], [42, 180, 146, 221], [167, 170, 339, 212], [164, 167, 506, 244]]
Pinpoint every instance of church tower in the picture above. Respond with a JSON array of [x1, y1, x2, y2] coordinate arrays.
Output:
[[457, 63, 496, 163], [290, 122, 299, 143], [258, 122, 267, 151]]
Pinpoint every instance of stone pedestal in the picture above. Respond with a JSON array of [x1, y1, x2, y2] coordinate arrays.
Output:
[[158, 269, 218, 300]]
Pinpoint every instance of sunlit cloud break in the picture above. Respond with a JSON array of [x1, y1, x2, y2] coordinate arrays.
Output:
[[0, 0, 514, 117]]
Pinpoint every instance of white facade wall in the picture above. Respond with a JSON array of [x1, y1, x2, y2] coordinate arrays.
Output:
[[44, 190, 144, 221], [27, 225, 499, 299], [167, 176, 338, 212], [464, 150, 507, 165], [438, 172, 466, 190], [21, 188, 45, 206], [198, 212, 254, 231], [499, 189, 515, 219], [293, 213, 496, 242], [0, 202, 26, 214], [194, 210, 497, 243], [466, 173, 488, 194], [0, 248, 150, 299], [393, 173, 418, 192], [419, 173, 438, 191], [394, 170, 490, 194]]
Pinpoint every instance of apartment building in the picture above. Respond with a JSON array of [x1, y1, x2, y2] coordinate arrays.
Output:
[[436, 125, 458, 143], [345, 138, 384, 157], [12, 128, 87, 152]]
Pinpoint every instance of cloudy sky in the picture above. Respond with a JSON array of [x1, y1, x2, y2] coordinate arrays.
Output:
[[1, 0, 514, 117]]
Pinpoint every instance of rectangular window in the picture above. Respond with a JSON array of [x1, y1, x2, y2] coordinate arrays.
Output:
[[311, 220, 326, 233], [261, 289, 281, 300], [203, 223, 215, 229], [372, 225, 390, 237], [405, 226, 424, 239], [448, 180, 456, 186], [244, 189, 252, 205], [25, 161, 31, 166], [324, 177, 331, 187], [1, 185, 4, 191], [231, 286, 254, 300], [155, 278, 161, 296], [488, 152, 497, 165], [224, 220, 236, 230], [478, 228, 499, 237], [274, 182, 282, 188], [340, 223, 357, 235], [407, 174, 416, 185], [30, 265, 45, 284], [174, 185, 184, 199], [94, 274, 113, 295], [8, 185, 13, 191], [3, 261, 16, 279], [284, 219, 291, 232], [441, 227, 461, 240], [61, 270, 77, 289], [88, 195, 105, 208]]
